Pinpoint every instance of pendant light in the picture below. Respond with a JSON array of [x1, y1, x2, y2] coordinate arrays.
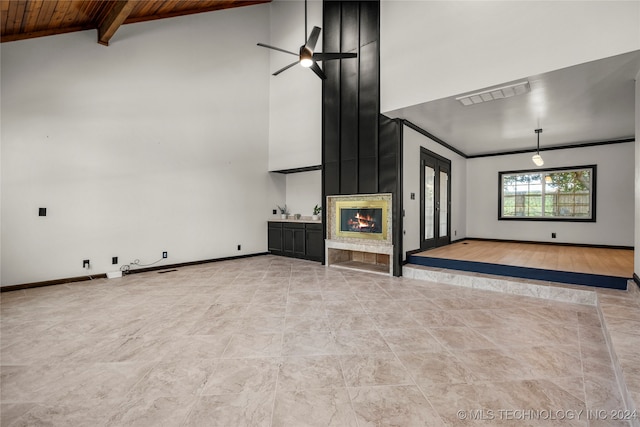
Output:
[[532, 128, 544, 166]]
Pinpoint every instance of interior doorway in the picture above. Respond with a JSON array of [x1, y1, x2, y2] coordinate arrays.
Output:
[[420, 148, 451, 250]]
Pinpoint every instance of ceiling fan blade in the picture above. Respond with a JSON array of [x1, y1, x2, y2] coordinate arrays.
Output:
[[312, 52, 358, 61], [273, 60, 299, 76], [257, 43, 298, 56], [304, 26, 321, 53], [310, 62, 327, 80]]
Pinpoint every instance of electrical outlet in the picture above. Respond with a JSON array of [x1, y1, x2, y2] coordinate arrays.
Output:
[[83, 259, 90, 269], [272, 209, 277, 215], [39, 207, 47, 217], [237, 244, 241, 251], [162, 251, 168, 258], [112, 256, 118, 265], [551, 233, 557, 238]]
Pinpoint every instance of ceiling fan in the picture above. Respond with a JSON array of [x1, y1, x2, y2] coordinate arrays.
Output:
[[257, 0, 357, 80]]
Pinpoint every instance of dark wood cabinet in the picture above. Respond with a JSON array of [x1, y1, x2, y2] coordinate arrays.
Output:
[[305, 223, 324, 262], [283, 223, 305, 257], [268, 221, 323, 262], [268, 222, 284, 252]]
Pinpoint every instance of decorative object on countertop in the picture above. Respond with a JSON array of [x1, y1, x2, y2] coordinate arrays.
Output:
[[312, 204, 321, 220], [277, 204, 289, 219], [294, 213, 302, 220]]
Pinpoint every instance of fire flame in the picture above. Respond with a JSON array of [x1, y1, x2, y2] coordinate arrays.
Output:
[[348, 212, 376, 230]]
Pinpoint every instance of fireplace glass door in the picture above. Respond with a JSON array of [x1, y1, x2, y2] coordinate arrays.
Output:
[[420, 149, 451, 250]]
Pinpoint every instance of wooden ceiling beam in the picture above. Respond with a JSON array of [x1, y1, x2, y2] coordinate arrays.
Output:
[[97, 0, 134, 46]]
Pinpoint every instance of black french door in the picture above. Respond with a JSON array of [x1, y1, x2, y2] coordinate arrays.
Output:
[[420, 149, 451, 250]]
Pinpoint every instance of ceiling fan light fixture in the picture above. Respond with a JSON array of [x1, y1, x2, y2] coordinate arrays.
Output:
[[299, 48, 313, 67]]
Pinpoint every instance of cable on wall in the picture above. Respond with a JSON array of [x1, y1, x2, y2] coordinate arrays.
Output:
[[120, 258, 164, 274]]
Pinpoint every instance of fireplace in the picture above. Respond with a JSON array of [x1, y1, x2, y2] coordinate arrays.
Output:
[[335, 200, 388, 240], [326, 194, 393, 275]]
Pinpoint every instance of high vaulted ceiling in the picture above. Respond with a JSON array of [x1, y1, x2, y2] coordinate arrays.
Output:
[[1, 0, 271, 46]]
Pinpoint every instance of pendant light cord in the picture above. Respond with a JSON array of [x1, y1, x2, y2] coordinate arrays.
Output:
[[304, 0, 308, 41]]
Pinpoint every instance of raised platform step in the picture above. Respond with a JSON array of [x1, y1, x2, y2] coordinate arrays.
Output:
[[408, 254, 628, 290], [403, 263, 599, 305]]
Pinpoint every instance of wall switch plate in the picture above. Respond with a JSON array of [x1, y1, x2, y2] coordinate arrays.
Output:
[[162, 251, 168, 258], [551, 233, 557, 238], [112, 256, 118, 265], [39, 207, 47, 216], [83, 259, 90, 268], [237, 244, 241, 251], [410, 193, 415, 200], [272, 209, 277, 215]]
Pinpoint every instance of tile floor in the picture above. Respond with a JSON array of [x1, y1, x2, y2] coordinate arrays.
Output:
[[0, 255, 634, 426]]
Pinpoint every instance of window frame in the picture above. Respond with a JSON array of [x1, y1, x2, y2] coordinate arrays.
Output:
[[498, 164, 597, 222]]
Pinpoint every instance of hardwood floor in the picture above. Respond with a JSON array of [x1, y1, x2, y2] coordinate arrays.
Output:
[[413, 240, 633, 278]]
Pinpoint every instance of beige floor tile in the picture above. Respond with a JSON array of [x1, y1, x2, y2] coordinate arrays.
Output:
[[325, 313, 375, 332], [340, 353, 414, 387], [282, 330, 336, 356], [397, 351, 477, 386], [222, 332, 282, 358], [283, 315, 331, 332], [428, 326, 496, 351], [126, 359, 215, 400], [277, 355, 345, 391], [410, 309, 467, 327], [272, 388, 358, 427], [202, 357, 279, 395], [184, 392, 274, 427], [105, 395, 197, 427], [348, 385, 446, 427], [333, 329, 393, 354]]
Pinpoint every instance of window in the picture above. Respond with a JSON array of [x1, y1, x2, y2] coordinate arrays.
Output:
[[499, 165, 596, 221]]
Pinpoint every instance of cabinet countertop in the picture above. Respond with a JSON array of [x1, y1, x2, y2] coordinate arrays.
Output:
[[269, 218, 322, 224]]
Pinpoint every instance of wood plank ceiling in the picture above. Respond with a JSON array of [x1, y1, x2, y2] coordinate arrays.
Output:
[[1, 0, 271, 46]]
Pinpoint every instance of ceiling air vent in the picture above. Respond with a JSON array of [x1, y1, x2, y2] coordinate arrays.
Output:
[[456, 81, 530, 106]]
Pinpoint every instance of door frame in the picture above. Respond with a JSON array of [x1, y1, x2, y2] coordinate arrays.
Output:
[[419, 148, 452, 250]]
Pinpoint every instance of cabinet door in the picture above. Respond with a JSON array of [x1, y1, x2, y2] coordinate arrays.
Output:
[[283, 227, 295, 254], [292, 228, 306, 256], [268, 223, 283, 253], [283, 223, 304, 256], [305, 225, 324, 262]]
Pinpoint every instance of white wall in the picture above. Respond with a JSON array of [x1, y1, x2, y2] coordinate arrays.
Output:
[[264, 170, 321, 220], [380, 1, 640, 113], [268, 0, 323, 171], [466, 142, 635, 246], [402, 125, 467, 259], [0, 5, 271, 286], [285, 170, 322, 217]]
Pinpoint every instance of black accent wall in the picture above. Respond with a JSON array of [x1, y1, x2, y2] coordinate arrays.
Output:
[[322, 0, 403, 276]]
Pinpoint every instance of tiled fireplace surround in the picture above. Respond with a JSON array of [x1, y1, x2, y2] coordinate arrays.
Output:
[[325, 194, 394, 276]]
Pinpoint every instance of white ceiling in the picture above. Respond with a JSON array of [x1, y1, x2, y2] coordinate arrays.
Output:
[[385, 50, 640, 157]]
